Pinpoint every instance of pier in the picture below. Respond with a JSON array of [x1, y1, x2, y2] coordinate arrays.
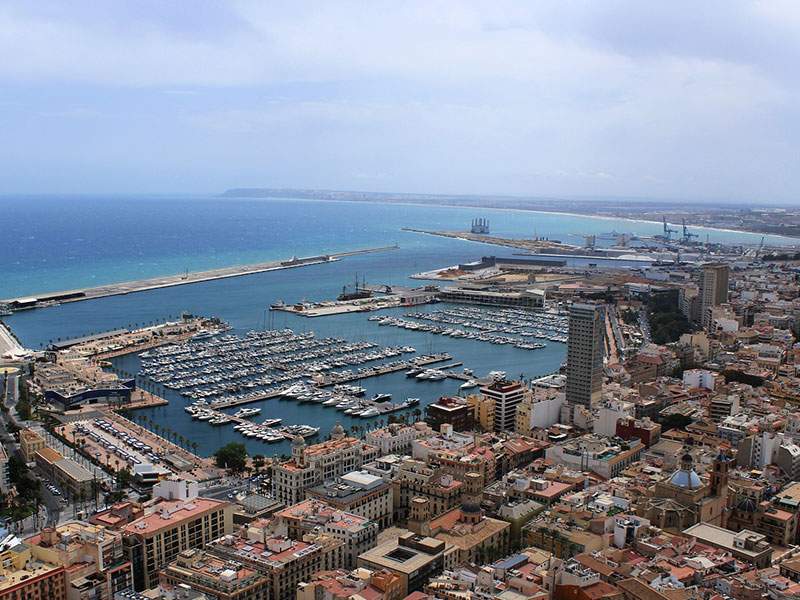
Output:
[[200, 353, 454, 409], [1, 245, 399, 310], [316, 353, 452, 386]]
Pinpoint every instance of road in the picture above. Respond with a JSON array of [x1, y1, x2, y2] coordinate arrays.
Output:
[[639, 308, 653, 344], [0, 370, 19, 445], [41, 429, 114, 485]]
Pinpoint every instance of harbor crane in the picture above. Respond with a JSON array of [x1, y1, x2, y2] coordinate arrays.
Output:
[[682, 219, 698, 242], [662, 216, 678, 240]]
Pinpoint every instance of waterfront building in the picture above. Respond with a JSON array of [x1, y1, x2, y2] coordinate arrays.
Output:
[[438, 286, 545, 308], [32, 361, 132, 411], [26, 522, 133, 600], [272, 498, 378, 569], [565, 303, 605, 409], [121, 498, 233, 590], [159, 548, 270, 600], [479, 380, 526, 432], [0, 538, 67, 600], [700, 263, 730, 328], [271, 428, 368, 507], [306, 470, 393, 528], [425, 396, 474, 432], [364, 423, 432, 455]]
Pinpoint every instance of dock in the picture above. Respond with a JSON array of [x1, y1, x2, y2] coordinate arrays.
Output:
[[316, 353, 452, 386], [1, 245, 400, 310], [197, 353, 454, 410]]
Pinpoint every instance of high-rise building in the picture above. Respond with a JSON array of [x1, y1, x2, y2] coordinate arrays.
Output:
[[700, 263, 730, 328], [121, 497, 233, 590], [565, 303, 605, 408], [479, 380, 525, 432]]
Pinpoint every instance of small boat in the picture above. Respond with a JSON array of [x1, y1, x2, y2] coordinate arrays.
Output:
[[359, 407, 380, 418], [371, 393, 392, 402], [460, 379, 479, 390], [262, 418, 282, 427]]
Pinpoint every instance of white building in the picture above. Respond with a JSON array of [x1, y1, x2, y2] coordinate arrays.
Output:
[[153, 478, 200, 501], [593, 399, 635, 437], [272, 426, 369, 506], [365, 422, 432, 455], [683, 369, 718, 391], [480, 380, 526, 432], [546, 434, 643, 479]]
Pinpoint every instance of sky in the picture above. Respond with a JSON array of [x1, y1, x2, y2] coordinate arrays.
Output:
[[1, 1, 799, 202]]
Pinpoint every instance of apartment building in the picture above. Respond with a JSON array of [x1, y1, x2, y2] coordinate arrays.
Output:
[[121, 498, 233, 590]]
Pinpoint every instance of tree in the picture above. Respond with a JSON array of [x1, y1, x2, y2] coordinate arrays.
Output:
[[252, 455, 266, 474], [214, 443, 248, 474], [115, 467, 132, 490]]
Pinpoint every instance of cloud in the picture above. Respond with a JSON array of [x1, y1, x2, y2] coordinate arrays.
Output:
[[0, 1, 798, 200]]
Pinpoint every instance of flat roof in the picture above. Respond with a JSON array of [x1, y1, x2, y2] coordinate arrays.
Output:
[[55, 458, 94, 483], [683, 523, 768, 558], [123, 498, 227, 536], [50, 329, 129, 350], [340, 470, 384, 489], [359, 537, 444, 574]]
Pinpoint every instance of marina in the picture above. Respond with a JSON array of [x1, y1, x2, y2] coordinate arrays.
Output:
[[136, 327, 451, 410], [369, 305, 569, 348]]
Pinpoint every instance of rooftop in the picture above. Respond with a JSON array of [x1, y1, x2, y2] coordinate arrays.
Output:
[[683, 523, 770, 558], [122, 498, 227, 536], [274, 499, 371, 532]]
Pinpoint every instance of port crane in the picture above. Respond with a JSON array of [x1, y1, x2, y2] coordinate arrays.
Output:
[[681, 219, 698, 242], [662, 217, 678, 240]]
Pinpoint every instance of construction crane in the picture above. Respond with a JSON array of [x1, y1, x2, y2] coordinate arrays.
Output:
[[682, 219, 698, 241], [662, 216, 678, 240]]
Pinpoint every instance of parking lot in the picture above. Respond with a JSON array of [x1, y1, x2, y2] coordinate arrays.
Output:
[[69, 417, 163, 473]]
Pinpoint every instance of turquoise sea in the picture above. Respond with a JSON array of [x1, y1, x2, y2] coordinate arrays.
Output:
[[1, 195, 790, 456]]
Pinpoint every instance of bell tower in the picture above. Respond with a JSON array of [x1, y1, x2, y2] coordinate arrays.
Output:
[[710, 450, 730, 499], [461, 471, 484, 524]]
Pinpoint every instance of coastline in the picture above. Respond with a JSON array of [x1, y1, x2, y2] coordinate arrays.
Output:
[[226, 194, 800, 243]]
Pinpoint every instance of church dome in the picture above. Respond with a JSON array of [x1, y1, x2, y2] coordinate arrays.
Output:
[[669, 468, 702, 489], [292, 434, 306, 447], [331, 423, 345, 437]]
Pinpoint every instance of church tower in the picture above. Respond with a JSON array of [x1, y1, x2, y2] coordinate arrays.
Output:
[[461, 471, 484, 524], [710, 450, 730, 499]]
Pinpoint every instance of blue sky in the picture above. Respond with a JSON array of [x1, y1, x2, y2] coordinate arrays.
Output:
[[1, 1, 799, 202]]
